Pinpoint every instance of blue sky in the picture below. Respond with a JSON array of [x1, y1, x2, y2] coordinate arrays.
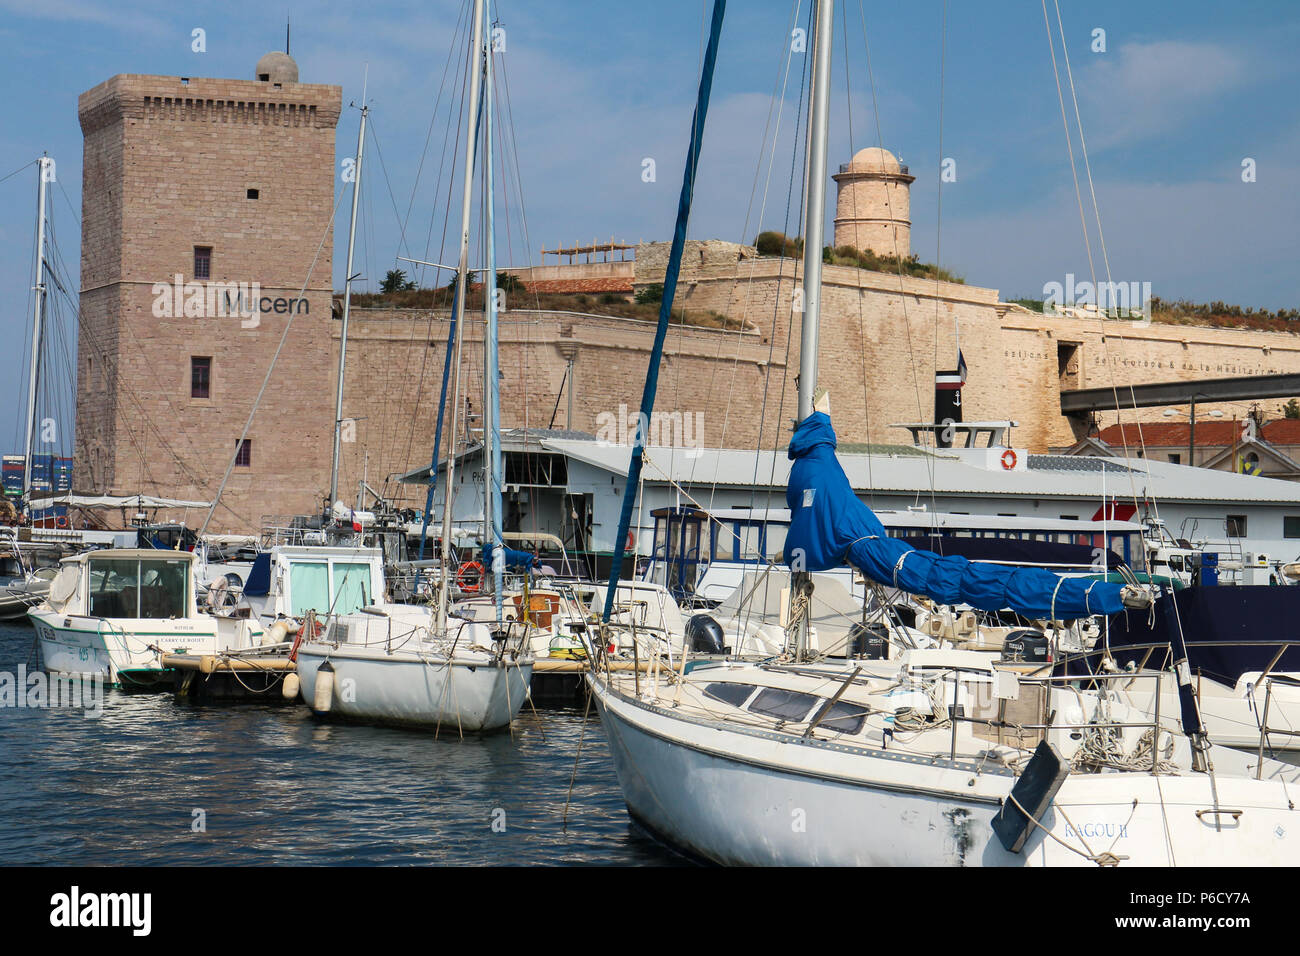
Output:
[[2, 0, 1298, 454]]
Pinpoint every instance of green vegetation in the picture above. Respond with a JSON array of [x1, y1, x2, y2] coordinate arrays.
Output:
[[349, 284, 749, 331], [752, 232, 963, 283], [1148, 296, 1300, 333], [380, 269, 416, 293], [634, 282, 664, 305]]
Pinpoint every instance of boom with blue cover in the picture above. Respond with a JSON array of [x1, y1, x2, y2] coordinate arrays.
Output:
[[785, 412, 1125, 618]]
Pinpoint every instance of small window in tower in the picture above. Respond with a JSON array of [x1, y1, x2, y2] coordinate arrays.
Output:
[[247, 188, 259, 200], [180, 77, 190, 85], [235, 439, 252, 468], [191, 357, 211, 399], [258, 73, 270, 81], [194, 246, 212, 280]]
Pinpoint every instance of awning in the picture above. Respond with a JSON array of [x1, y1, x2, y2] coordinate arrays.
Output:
[[27, 494, 211, 510]]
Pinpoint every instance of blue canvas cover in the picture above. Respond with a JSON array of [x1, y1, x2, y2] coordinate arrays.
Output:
[[485, 543, 539, 571], [785, 412, 1125, 618]]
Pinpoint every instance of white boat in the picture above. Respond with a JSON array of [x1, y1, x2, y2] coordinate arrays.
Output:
[[29, 548, 267, 687], [295, 606, 532, 732], [589, 652, 1300, 865], [291, 0, 534, 734]]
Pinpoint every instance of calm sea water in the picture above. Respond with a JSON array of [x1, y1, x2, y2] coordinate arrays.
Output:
[[0, 623, 678, 866]]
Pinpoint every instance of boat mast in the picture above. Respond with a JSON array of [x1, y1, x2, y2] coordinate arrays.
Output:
[[797, 0, 832, 422], [329, 82, 368, 512], [22, 156, 51, 509], [482, 0, 505, 624], [437, 0, 488, 632], [790, 0, 833, 660]]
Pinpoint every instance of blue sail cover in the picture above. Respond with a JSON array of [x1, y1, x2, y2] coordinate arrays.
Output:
[[786, 412, 1125, 618], [484, 543, 539, 571]]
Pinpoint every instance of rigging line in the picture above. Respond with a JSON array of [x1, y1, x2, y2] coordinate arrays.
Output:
[[840, 0, 876, 509], [37, 207, 238, 519], [694, 0, 803, 511], [859, 0, 942, 521], [0, 158, 37, 188], [1051, 0, 1151, 515], [386, 46, 475, 500], [199, 181, 350, 536], [932, 0, 947, 376], [401, 0, 475, 243], [730, 0, 811, 634]]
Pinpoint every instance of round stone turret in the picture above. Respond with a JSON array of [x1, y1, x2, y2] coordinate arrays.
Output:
[[832, 146, 915, 258], [255, 51, 299, 84]]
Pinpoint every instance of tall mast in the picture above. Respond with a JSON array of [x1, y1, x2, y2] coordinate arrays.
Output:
[[790, 0, 833, 661], [437, 0, 488, 631], [797, 0, 833, 421], [23, 156, 51, 505], [329, 85, 368, 510], [482, 0, 504, 623]]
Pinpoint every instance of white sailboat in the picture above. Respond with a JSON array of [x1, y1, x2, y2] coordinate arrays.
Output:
[[587, 0, 1300, 866], [293, 0, 532, 731]]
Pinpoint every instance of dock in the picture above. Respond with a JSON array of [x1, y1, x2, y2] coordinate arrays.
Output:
[[158, 652, 659, 704]]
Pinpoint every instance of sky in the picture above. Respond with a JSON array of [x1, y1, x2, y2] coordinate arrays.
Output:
[[1, 0, 1298, 455]]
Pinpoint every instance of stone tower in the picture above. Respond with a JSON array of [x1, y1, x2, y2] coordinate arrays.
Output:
[[76, 55, 342, 531], [831, 146, 915, 258]]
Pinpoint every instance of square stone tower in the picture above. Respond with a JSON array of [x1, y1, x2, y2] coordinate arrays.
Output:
[[76, 54, 342, 532]]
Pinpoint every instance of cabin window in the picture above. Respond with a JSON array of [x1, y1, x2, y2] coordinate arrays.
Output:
[[1226, 515, 1247, 538], [87, 557, 188, 619], [815, 699, 869, 735], [191, 356, 211, 398], [1285, 517, 1300, 539], [704, 682, 758, 709], [194, 246, 212, 279], [332, 562, 372, 615], [288, 561, 329, 617], [748, 687, 818, 723]]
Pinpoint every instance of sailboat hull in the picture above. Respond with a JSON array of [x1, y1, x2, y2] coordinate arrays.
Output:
[[590, 676, 1300, 866], [296, 642, 532, 733]]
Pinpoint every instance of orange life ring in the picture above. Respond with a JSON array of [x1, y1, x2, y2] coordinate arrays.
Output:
[[457, 560, 485, 593], [55, 515, 69, 529], [626, 530, 635, 551], [1001, 449, 1018, 471]]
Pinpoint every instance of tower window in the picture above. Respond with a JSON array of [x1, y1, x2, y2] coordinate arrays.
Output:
[[191, 357, 211, 398], [194, 246, 212, 279], [235, 439, 252, 468], [247, 188, 259, 200]]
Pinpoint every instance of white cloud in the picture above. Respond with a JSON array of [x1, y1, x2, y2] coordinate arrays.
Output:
[[1077, 40, 1250, 148]]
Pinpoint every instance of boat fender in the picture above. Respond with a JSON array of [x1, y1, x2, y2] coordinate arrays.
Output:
[[313, 661, 335, 713], [686, 614, 727, 654], [282, 672, 301, 700]]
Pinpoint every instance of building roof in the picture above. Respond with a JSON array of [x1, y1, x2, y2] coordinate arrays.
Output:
[[1098, 419, 1300, 448], [848, 146, 901, 171], [538, 437, 1300, 505]]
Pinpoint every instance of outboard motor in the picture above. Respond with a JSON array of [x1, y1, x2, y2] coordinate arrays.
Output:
[[685, 614, 727, 654], [1001, 628, 1049, 664], [847, 622, 889, 660]]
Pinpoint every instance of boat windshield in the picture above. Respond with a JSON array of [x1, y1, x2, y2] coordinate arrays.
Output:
[[88, 557, 189, 619]]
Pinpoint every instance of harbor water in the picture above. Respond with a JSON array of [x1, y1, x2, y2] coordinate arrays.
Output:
[[0, 623, 676, 865]]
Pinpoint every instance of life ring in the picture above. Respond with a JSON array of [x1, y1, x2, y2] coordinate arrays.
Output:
[[456, 560, 485, 593], [55, 515, 69, 529], [1000, 449, 1018, 471], [626, 530, 635, 551]]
